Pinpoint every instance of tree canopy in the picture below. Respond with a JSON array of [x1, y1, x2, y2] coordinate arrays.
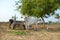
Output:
[[16, 0, 60, 18]]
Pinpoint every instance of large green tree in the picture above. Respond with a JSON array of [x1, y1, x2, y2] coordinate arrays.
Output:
[[16, 0, 60, 29]]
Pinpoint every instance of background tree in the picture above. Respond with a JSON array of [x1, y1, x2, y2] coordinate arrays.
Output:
[[48, 21, 52, 24], [55, 14, 60, 23], [12, 14, 18, 22], [16, 0, 60, 29]]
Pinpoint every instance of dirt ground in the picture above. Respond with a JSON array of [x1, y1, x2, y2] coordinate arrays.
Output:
[[0, 23, 60, 40]]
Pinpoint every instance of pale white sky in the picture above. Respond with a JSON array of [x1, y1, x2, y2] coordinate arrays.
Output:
[[0, 0, 24, 22], [0, 0, 60, 22]]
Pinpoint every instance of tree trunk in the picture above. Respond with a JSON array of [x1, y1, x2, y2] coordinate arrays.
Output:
[[41, 17, 45, 28]]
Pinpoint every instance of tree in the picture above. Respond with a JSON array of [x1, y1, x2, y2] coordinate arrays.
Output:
[[55, 14, 60, 23], [12, 14, 17, 21], [12, 14, 18, 29], [16, 0, 60, 29], [48, 21, 52, 24]]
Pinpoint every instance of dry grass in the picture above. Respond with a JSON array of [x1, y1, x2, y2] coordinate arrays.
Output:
[[1, 30, 60, 40], [0, 22, 60, 40]]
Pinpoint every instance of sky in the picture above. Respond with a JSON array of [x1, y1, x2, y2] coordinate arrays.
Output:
[[0, 0, 24, 22], [0, 0, 60, 22]]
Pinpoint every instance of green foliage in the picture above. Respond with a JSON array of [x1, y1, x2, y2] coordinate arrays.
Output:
[[10, 31, 30, 35], [16, 0, 60, 18]]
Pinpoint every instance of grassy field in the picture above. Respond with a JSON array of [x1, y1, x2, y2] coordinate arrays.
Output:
[[0, 22, 60, 40]]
